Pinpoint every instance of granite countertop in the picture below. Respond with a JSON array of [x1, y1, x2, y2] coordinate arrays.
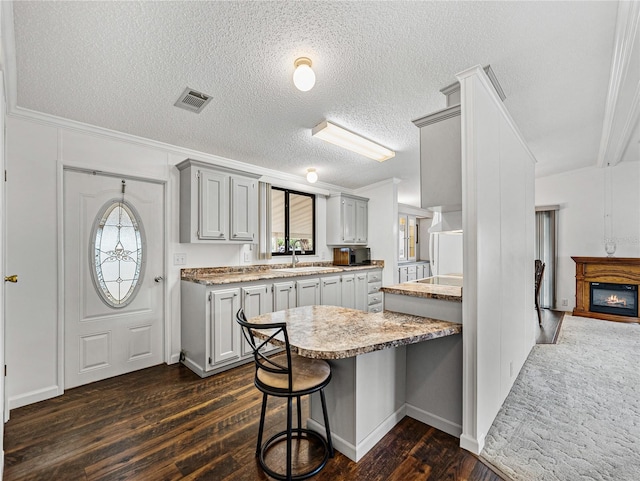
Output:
[[248, 305, 462, 360], [181, 261, 383, 286], [381, 281, 462, 301]]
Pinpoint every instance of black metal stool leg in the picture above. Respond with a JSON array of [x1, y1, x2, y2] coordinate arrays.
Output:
[[320, 389, 334, 457], [287, 396, 293, 480], [256, 392, 268, 456], [296, 395, 302, 432]]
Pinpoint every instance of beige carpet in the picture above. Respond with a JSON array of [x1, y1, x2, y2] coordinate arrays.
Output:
[[481, 315, 640, 481]]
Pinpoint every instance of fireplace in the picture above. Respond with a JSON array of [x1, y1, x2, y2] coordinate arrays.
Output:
[[572, 257, 640, 324], [589, 282, 638, 318]]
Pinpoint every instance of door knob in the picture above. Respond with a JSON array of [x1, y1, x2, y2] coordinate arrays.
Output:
[[4, 275, 18, 283], [154, 276, 164, 283]]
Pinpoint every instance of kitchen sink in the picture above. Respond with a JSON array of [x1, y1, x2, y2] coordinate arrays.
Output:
[[272, 266, 342, 274]]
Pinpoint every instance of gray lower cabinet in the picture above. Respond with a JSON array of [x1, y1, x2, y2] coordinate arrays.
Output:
[[320, 275, 342, 306], [181, 268, 384, 378], [241, 284, 273, 357], [296, 278, 320, 306], [210, 288, 241, 365], [354, 272, 369, 311], [341, 274, 356, 309], [367, 270, 384, 313], [398, 262, 430, 283], [273, 281, 296, 311]]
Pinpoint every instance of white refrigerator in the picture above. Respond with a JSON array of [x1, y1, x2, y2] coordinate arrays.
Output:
[[429, 231, 463, 276]]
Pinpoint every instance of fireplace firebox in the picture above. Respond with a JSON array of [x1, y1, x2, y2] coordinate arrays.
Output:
[[589, 282, 638, 318], [572, 257, 640, 324]]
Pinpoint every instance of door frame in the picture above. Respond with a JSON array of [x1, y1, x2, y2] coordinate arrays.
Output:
[[58, 164, 169, 393]]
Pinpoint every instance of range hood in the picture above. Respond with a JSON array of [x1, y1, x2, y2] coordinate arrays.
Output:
[[428, 209, 462, 233]]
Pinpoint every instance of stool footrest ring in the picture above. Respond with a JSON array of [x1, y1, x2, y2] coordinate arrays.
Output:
[[259, 428, 330, 481]]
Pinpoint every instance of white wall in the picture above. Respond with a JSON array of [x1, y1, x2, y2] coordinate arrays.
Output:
[[356, 179, 399, 287], [458, 66, 536, 454], [535, 161, 640, 310], [4, 115, 338, 409]]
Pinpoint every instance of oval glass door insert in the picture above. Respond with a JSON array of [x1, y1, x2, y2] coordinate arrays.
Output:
[[91, 199, 145, 308]]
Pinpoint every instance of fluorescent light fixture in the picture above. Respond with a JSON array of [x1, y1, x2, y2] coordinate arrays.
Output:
[[311, 121, 395, 162], [293, 57, 315, 92], [306, 168, 318, 183]]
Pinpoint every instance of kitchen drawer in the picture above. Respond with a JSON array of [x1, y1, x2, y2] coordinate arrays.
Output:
[[368, 303, 383, 313], [368, 281, 382, 294], [367, 271, 382, 283], [368, 292, 383, 306]]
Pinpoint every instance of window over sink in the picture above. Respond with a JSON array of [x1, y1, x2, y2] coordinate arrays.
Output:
[[271, 187, 315, 256]]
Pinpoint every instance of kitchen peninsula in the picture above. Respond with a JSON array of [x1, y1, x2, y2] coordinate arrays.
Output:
[[249, 305, 462, 462]]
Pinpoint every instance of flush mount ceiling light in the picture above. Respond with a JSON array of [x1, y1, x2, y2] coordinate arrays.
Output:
[[306, 168, 318, 183], [293, 57, 315, 92], [311, 121, 395, 162]]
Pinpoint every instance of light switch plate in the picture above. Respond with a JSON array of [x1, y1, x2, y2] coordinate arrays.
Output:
[[174, 253, 187, 265]]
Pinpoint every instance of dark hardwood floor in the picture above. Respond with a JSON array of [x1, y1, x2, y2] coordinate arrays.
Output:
[[4, 359, 505, 481], [535, 308, 565, 344]]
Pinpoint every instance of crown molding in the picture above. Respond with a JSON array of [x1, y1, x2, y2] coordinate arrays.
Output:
[[412, 104, 461, 128], [597, 0, 640, 168], [456, 65, 537, 165], [439, 65, 506, 103]]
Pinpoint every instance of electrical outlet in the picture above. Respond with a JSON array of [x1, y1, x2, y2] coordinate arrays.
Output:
[[243, 251, 251, 262], [174, 253, 187, 265], [561, 298, 568, 307]]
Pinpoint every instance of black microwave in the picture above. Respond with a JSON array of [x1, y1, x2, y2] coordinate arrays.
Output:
[[333, 247, 371, 266]]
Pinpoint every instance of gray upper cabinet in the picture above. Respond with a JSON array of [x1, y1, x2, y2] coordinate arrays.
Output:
[[177, 159, 259, 243], [230, 175, 257, 241], [413, 67, 504, 212], [413, 105, 462, 211], [326, 193, 369, 245], [199, 169, 227, 240]]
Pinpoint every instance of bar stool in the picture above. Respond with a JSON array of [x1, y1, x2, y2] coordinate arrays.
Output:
[[236, 309, 334, 481]]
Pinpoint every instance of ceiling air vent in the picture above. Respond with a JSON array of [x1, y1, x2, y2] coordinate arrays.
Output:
[[174, 87, 212, 113]]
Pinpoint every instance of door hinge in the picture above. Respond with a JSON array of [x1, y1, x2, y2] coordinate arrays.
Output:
[[4, 170, 6, 182], [4, 365, 6, 376], [208, 292, 212, 301], [208, 357, 212, 364]]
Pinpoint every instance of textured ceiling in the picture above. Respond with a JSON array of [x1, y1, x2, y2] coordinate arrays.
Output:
[[11, 1, 624, 205]]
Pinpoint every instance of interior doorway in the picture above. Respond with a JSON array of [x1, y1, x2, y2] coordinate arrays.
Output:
[[535, 207, 558, 309]]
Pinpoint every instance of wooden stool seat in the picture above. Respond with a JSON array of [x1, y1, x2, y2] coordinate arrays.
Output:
[[257, 355, 331, 392]]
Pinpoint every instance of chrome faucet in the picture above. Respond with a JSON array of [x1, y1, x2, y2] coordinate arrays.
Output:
[[290, 239, 304, 268]]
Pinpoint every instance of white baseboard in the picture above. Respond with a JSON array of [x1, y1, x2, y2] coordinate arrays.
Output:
[[181, 357, 205, 377], [308, 405, 406, 462], [405, 404, 462, 438], [9, 385, 61, 410], [459, 432, 484, 455], [168, 352, 181, 364]]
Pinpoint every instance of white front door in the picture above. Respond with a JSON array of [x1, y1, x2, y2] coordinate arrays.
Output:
[[64, 170, 164, 389]]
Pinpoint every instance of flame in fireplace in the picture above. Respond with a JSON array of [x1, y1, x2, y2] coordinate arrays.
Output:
[[605, 294, 627, 307]]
